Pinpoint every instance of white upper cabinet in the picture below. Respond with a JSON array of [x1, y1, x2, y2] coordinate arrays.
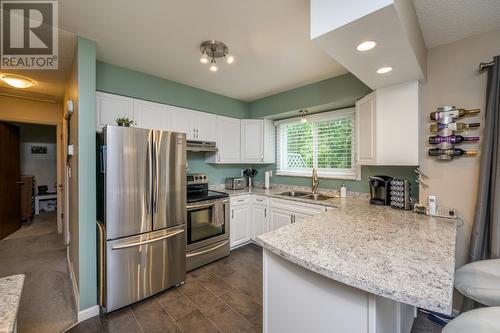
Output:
[[213, 116, 241, 163], [241, 119, 275, 163], [134, 99, 171, 131], [170, 106, 197, 139], [170, 106, 216, 141], [196, 111, 217, 142], [96, 92, 135, 131], [356, 92, 376, 164], [356, 80, 419, 166], [241, 120, 263, 162]]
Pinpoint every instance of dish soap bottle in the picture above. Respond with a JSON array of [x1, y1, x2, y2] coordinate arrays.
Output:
[[340, 183, 347, 198]]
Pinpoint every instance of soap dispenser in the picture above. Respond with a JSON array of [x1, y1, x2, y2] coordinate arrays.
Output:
[[340, 183, 347, 198]]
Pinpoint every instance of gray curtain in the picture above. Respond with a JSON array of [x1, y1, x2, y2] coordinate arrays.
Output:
[[469, 55, 500, 262]]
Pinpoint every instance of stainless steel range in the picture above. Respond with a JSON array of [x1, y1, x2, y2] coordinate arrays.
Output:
[[186, 173, 230, 271]]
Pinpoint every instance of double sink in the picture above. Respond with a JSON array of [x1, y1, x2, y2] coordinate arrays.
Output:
[[278, 190, 337, 201]]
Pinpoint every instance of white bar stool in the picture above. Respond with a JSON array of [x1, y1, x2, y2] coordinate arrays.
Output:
[[454, 259, 500, 306], [443, 307, 500, 332]]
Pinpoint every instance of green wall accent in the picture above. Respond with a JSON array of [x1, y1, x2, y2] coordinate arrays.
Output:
[[188, 152, 251, 184], [78, 37, 97, 310], [252, 165, 418, 198], [248, 73, 372, 118], [248, 74, 416, 196], [95, 60, 415, 196], [96, 61, 248, 118]]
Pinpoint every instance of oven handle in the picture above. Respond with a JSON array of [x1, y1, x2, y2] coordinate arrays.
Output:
[[187, 199, 229, 211], [186, 240, 229, 258]]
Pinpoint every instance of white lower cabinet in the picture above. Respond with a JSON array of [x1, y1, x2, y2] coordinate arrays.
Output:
[[269, 207, 294, 230], [252, 204, 269, 239], [230, 196, 252, 248], [230, 195, 331, 248]]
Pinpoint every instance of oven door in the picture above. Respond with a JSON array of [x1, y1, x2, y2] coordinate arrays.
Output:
[[186, 198, 229, 251]]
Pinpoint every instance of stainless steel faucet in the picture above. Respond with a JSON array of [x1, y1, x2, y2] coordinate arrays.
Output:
[[311, 168, 319, 194]]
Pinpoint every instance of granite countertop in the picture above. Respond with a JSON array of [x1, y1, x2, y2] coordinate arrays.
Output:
[[256, 198, 457, 315], [213, 184, 369, 207], [0, 274, 25, 333]]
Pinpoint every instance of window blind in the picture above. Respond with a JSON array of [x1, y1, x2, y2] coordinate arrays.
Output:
[[275, 109, 357, 179]]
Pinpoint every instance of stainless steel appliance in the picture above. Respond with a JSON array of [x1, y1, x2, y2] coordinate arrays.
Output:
[[96, 126, 187, 313], [187, 140, 217, 152], [187, 173, 230, 271], [389, 179, 412, 210], [369, 175, 393, 205], [225, 177, 246, 190]]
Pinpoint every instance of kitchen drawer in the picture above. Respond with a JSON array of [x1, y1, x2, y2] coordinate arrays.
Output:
[[252, 195, 269, 205], [230, 195, 250, 206]]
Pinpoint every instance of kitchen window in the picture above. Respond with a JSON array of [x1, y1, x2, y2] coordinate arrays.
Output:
[[275, 108, 359, 180]]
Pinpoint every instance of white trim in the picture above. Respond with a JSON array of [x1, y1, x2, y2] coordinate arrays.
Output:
[[78, 305, 99, 322], [274, 107, 355, 126], [275, 170, 358, 180], [67, 248, 79, 315]]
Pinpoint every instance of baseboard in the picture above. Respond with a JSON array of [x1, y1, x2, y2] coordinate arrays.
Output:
[[78, 305, 99, 322], [66, 248, 80, 313]]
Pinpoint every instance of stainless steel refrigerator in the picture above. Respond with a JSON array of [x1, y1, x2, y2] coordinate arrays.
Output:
[[97, 125, 187, 313]]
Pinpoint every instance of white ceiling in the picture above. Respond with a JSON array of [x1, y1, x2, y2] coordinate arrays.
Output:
[[413, 0, 500, 49], [0, 29, 76, 102], [58, 0, 347, 102]]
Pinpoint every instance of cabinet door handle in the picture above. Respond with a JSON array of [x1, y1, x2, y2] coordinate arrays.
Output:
[[231, 210, 234, 219], [264, 208, 267, 218]]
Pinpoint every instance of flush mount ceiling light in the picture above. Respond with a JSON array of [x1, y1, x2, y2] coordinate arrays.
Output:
[[300, 110, 308, 123], [0, 73, 35, 88], [200, 40, 234, 72], [356, 41, 376, 51], [376, 66, 393, 74]]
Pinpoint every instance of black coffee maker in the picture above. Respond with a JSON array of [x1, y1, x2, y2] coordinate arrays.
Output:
[[369, 176, 393, 205]]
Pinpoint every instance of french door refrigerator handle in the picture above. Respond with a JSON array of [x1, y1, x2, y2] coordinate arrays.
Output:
[[152, 130, 159, 213], [146, 131, 153, 215], [111, 229, 184, 250]]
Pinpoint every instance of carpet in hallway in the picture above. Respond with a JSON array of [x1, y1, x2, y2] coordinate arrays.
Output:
[[0, 212, 77, 333]]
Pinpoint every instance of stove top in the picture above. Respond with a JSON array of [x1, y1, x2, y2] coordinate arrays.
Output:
[[186, 173, 228, 203], [186, 189, 229, 203]]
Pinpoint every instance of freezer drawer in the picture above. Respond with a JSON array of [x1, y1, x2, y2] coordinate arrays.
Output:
[[105, 225, 186, 312]]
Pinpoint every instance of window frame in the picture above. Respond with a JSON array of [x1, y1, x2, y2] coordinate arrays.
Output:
[[274, 108, 360, 180]]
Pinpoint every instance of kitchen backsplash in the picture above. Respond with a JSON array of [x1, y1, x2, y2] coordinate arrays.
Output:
[[188, 152, 418, 199]]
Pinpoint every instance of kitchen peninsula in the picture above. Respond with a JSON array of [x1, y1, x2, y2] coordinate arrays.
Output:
[[256, 198, 457, 333]]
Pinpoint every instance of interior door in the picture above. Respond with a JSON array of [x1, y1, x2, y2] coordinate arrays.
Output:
[[0, 122, 21, 239]]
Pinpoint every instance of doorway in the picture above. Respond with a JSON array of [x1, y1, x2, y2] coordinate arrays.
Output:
[[0, 119, 76, 332]]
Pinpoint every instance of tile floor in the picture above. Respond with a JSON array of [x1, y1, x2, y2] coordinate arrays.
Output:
[[68, 243, 443, 333]]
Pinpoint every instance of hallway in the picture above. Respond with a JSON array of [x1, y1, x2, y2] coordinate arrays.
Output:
[[0, 212, 76, 333]]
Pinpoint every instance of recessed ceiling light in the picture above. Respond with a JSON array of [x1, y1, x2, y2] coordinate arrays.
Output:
[[0, 73, 35, 88], [356, 41, 376, 51], [376, 66, 392, 74]]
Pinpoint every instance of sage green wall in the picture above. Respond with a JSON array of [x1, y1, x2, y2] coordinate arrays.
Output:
[[95, 61, 416, 195], [95, 61, 251, 183], [188, 152, 250, 184], [248, 73, 372, 118], [247, 74, 417, 196], [96, 61, 248, 118], [252, 165, 418, 198], [78, 37, 97, 310]]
